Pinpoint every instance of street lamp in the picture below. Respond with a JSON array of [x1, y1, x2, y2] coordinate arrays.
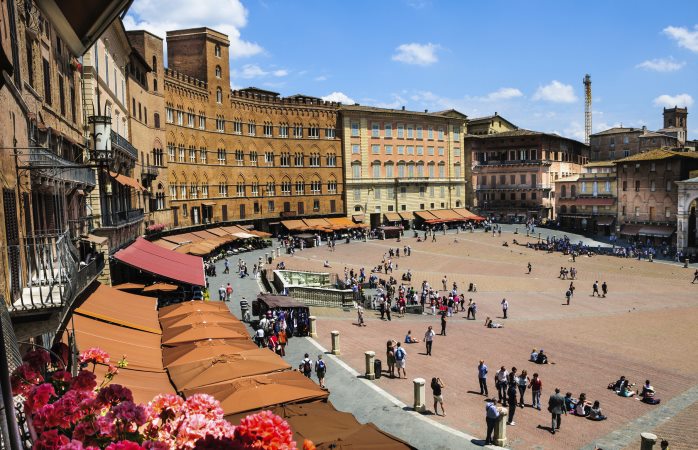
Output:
[[88, 115, 112, 164]]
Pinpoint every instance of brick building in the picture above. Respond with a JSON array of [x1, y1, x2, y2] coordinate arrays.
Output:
[[339, 105, 467, 229], [162, 28, 344, 233], [615, 149, 698, 245], [468, 129, 588, 221], [465, 113, 517, 136]]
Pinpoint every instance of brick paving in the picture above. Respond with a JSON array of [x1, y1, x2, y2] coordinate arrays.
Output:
[[272, 230, 698, 449]]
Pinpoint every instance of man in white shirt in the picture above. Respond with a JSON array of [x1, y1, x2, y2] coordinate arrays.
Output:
[[424, 326, 435, 356], [496, 366, 509, 406], [501, 298, 509, 319]]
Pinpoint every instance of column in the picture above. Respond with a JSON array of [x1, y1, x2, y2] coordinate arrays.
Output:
[[331, 330, 340, 355], [308, 316, 317, 338], [413, 378, 426, 412], [494, 407, 508, 447], [364, 351, 376, 380], [640, 432, 657, 450]]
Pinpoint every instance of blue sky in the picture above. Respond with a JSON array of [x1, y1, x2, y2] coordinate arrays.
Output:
[[125, 0, 698, 141]]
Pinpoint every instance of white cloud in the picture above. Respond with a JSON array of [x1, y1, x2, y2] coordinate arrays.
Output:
[[123, 0, 263, 59], [392, 43, 440, 66], [481, 87, 523, 102], [370, 94, 408, 109], [272, 69, 288, 77], [653, 93, 694, 108], [663, 25, 698, 53], [322, 91, 355, 104], [532, 80, 577, 103], [232, 64, 288, 79], [562, 121, 586, 142], [636, 57, 685, 72], [314, 75, 328, 82]]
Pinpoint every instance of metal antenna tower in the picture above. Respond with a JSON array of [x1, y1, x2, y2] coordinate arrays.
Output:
[[583, 74, 592, 145]]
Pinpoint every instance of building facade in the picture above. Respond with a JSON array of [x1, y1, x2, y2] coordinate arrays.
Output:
[[162, 28, 344, 232], [465, 113, 517, 136], [554, 161, 617, 234], [615, 149, 698, 245], [339, 105, 467, 229], [658, 106, 688, 145], [468, 130, 588, 220]]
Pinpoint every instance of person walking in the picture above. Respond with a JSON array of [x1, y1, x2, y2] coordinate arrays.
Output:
[[501, 298, 509, 319], [424, 326, 435, 356], [431, 377, 446, 416], [517, 370, 530, 407], [527, 262, 532, 274], [548, 387, 567, 434], [301, 353, 313, 379], [693, 269, 698, 283], [225, 283, 233, 301], [484, 399, 500, 445], [440, 312, 447, 336], [386, 340, 396, 378], [495, 366, 509, 406], [592, 281, 600, 297], [529, 373, 542, 410], [478, 360, 489, 396], [315, 354, 327, 389], [601, 281, 608, 298], [507, 373, 518, 425], [394, 342, 407, 379], [565, 288, 572, 305]]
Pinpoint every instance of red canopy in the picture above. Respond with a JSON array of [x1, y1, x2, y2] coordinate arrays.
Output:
[[113, 237, 205, 286]]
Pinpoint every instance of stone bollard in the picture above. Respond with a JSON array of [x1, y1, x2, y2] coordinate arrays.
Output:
[[276, 247, 281, 257], [640, 432, 658, 450], [308, 316, 318, 338], [494, 407, 508, 447], [412, 378, 426, 412], [264, 253, 269, 263], [331, 330, 340, 355], [514, 227, 518, 234], [364, 351, 376, 380], [685, 258, 690, 268]]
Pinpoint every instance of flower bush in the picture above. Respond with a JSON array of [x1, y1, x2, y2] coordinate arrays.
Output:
[[11, 348, 303, 450], [146, 224, 166, 234]]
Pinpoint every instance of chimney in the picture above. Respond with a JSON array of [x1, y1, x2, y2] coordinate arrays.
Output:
[[401, 106, 405, 111], [425, 109, 428, 113]]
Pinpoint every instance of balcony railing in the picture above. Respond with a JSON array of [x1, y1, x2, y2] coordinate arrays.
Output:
[[28, 148, 96, 187], [110, 130, 138, 160], [474, 160, 551, 167], [476, 184, 552, 191], [100, 208, 144, 228], [68, 216, 95, 239], [141, 165, 159, 178], [8, 231, 104, 314]]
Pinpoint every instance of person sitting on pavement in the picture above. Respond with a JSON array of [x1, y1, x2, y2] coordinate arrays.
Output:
[[587, 401, 607, 421], [574, 393, 592, 417], [405, 330, 420, 343], [530, 348, 538, 362], [564, 392, 577, 412], [484, 317, 503, 328], [639, 380, 661, 404], [608, 375, 629, 392], [535, 349, 549, 364]]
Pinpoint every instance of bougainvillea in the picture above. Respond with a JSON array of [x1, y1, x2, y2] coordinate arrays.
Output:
[[10, 348, 310, 450]]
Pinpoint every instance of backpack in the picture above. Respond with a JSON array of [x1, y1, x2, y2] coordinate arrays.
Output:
[[303, 359, 312, 374], [317, 360, 326, 373], [395, 348, 405, 361]]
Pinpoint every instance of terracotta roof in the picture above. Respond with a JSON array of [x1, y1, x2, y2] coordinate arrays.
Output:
[[613, 148, 698, 163], [466, 128, 585, 144], [584, 161, 616, 168], [339, 104, 466, 119], [590, 127, 641, 136]]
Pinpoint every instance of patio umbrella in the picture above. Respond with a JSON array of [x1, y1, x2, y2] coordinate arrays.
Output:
[[143, 282, 179, 293], [158, 301, 229, 320], [167, 348, 291, 391], [162, 339, 257, 368], [112, 282, 145, 291], [161, 322, 250, 346], [181, 371, 328, 417], [159, 311, 244, 330]]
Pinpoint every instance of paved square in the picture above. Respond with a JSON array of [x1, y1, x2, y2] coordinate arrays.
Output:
[[275, 230, 698, 449]]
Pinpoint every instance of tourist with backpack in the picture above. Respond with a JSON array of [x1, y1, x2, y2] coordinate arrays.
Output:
[[301, 353, 313, 379], [394, 342, 407, 379], [315, 355, 327, 389]]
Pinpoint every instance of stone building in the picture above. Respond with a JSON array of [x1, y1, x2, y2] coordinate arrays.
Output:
[[339, 105, 467, 229], [615, 149, 698, 246], [465, 113, 517, 136], [162, 28, 344, 233], [468, 129, 588, 221], [554, 161, 617, 234]]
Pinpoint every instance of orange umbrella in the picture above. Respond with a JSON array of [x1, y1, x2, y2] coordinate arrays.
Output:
[[160, 311, 246, 331], [112, 282, 145, 291], [162, 339, 257, 368], [161, 322, 250, 346], [143, 282, 179, 293], [167, 348, 291, 391], [159, 301, 230, 320]]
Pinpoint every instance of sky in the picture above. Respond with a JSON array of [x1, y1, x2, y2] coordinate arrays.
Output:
[[124, 0, 698, 142]]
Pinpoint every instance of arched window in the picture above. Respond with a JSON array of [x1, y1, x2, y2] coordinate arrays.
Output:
[[153, 79, 158, 92], [154, 113, 160, 129], [152, 56, 157, 73], [215, 65, 222, 78], [214, 44, 221, 57], [571, 205, 577, 213], [561, 185, 567, 198], [570, 185, 577, 197], [561, 205, 567, 214], [216, 87, 222, 104]]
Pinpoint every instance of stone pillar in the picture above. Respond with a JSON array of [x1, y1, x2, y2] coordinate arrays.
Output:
[[331, 330, 340, 355], [412, 378, 426, 412], [640, 432, 658, 450], [364, 351, 376, 380], [494, 407, 508, 447], [264, 253, 269, 263], [276, 247, 281, 257], [308, 316, 317, 338]]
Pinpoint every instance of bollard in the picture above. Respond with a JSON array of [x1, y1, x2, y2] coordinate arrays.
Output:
[[264, 253, 269, 263], [494, 407, 508, 447], [412, 378, 426, 412], [364, 351, 376, 380], [514, 227, 518, 234], [331, 330, 340, 355], [640, 432, 658, 450], [309, 316, 318, 338], [685, 258, 689, 268], [276, 247, 281, 257]]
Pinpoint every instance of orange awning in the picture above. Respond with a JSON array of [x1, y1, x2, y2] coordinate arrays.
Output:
[[94, 364, 175, 404], [161, 322, 250, 346], [109, 171, 146, 191], [398, 211, 415, 220], [159, 301, 230, 320], [112, 282, 146, 291], [162, 340, 257, 368], [75, 283, 160, 334], [414, 210, 438, 220], [142, 282, 179, 293], [282, 220, 306, 231], [159, 311, 245, 330]]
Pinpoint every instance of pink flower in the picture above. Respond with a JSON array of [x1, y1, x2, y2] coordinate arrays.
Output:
[[234, 411, 296, 450], [192, 435, 244, 450], [108, 401, 147, 427], [25, 383, 56, 412], [184, 393, 224, 417], [59, 440, 86, 450], [142, 442, 170, 450], [104, 441, 146, 450], [95, 384, 133, 407], [10, 363, 43, 396], [22, 349, 51, 371], [33, 429, 70, 450], [79, 348, 110, 365], [70, 370, 97, 392], [52, 370, 73, 383]]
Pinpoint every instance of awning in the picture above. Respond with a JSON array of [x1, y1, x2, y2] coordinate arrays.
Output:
[[68, 315, 165, 372], [109, 171, 146, 191], [159, 301, 231, 320], [190, 230, 222, 240], [303, 218, 332, 228], [80, 234, 108, 245], [430, 209, 465, 221], [162, 340, 257, 368], [398, 211, 415, 221], [326, 217, 359, 229], [142, 282, 179, 293], [639, 225, 675, 238], [160, 311, 247, 331], [414, 210, 438, 220], [595, 216, 615, 226], [182, 371, 329, 417], [352, 214, 365, 223], [93, 363, 175, 404], [282, 220, 306, 231], [384, 212, 402, 222], [74, 283, 160, 334], [112, 282, 146, 291], [620, 224, 643, 236], [161, 232, 205, 244], [206, 227, 231, 237], [151, 239, 179, 250], [247, 229, 272, 238], [113, 237, 205, 286], [161, 322, 250, 346], [453, 208, 486, 221]]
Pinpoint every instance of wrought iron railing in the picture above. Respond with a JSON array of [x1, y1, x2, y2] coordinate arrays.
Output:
[[140, 165, 159, 177], [28, 148, 96, 187], [110, 130, 138, 160], [68, 216, 94, 239], [100, 208, 144, 228]]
